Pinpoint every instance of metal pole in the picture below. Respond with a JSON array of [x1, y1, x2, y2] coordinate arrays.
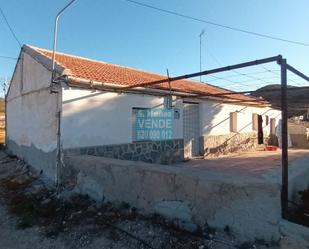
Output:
[[51, 0, 77, 83], [286, 63, 309, 82], [166, 69, 172, 96], [280, 58, 289, 218], [199, 30, 205, 82], [50, 0, 77, 187], [166, 69, 172, 109], [121, 55, 282, 90]]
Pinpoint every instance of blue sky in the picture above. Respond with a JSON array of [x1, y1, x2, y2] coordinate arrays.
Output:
[[1, 0, 309, 94]]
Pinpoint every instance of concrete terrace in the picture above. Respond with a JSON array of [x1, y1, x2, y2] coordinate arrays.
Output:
[[176, 149, 309, 178]]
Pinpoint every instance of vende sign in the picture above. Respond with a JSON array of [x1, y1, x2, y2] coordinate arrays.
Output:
[[135, 108, 173, 141]]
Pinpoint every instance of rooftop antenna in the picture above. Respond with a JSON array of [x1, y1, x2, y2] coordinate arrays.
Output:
[[199, 29, 205, 82], [51, 0, 77, 93]]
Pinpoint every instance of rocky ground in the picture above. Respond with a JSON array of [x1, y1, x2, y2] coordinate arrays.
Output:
[[0, 150, 305, 249]]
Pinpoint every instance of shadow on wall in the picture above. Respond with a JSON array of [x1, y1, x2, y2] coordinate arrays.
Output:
[[202, 107, 280, 157], [183, 101, 223, 158], [62, 91, 151, 147], [203, 106, 255, 157], [289, 122, 309, 149], [61, 91, 172, 146], [62, 90, 279, 161], [61, 91, 184, 164]]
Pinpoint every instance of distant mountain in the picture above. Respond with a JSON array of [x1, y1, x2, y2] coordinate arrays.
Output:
[[251, 84, 309, 118]]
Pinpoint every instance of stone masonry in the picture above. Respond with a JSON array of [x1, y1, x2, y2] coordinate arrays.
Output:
[[202, 132, 258, 157], [64, 139, 184, 165]]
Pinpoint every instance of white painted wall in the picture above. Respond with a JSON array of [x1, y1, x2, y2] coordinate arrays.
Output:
[[7, 52, 51, 100], [61, 88, 183, 149], [7, 90, 58, 152], [6, 51, 59, 179], [199, 100, 281, 136], [7, 51, 59, 152], [62, 87, 281, 150]]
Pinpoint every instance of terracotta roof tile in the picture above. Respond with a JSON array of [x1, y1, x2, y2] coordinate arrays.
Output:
[[32, 47, 260, 103]]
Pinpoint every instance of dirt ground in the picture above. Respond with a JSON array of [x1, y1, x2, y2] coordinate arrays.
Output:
[[0, 150, 302, 249]]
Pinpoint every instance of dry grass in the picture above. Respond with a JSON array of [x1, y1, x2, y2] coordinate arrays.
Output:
[[0, 128, 5, 144], [0, 99, 4, 113]]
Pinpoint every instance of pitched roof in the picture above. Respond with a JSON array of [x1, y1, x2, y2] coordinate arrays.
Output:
[[25, 45, 263, 104]]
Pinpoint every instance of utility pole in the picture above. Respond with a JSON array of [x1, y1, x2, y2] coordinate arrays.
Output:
[[279, 57, 288, 218], [51, 0, 77, 92], [50, 0, 78, 188], [199, 30, 205, 82]]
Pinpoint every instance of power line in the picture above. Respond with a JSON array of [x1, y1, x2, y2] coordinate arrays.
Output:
[[201, 52, 282, 89], [203, 47, 273, 85], [0, 55, 18, 60], [123, 0, 309, 47], [0, 6, 22, 47]]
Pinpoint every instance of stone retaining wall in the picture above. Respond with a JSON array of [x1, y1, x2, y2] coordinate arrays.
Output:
[[202, 132, 258, 157], [63, 139, 184, 165]]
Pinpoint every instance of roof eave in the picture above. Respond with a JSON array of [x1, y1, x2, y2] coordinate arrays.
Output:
[[65, 75, 270, 107]]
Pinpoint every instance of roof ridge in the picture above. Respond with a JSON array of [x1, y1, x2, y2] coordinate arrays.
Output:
[[29, 45, 110, 65], [29, 45, 170, 79], [29, 45, 220, 87]]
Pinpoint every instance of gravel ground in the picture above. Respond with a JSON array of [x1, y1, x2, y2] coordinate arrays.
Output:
[[0, 150, 283, 249]]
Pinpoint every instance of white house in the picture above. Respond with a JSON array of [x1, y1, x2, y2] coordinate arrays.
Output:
[[6, 45, 281, 182]]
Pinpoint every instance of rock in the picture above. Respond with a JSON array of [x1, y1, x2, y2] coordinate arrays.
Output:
[[41, 198, 51, 205], [27, 184, 44, 195], [104, 212, 117, 217], [280, 237, 308, 249], [86, 205, 96, 213], [27, 170, 38, 177], [10, 173, 32, 185]]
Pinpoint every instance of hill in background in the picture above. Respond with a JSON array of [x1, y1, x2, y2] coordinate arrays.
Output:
[[251, 85, 309, 118]]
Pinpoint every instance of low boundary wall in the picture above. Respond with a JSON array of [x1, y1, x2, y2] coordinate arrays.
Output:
[[64, 155, 302, 242]]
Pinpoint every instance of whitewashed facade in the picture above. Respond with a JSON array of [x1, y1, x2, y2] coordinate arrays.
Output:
[[6, 46, 281, 182]]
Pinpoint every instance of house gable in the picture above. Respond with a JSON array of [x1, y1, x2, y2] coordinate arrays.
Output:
[[7, 45, 67, 102], [6, 52, 23, 100]]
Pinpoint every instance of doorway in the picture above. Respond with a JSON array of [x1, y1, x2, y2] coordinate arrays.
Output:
[[258, 115, 264, 144], [183, 102, 200, 158]]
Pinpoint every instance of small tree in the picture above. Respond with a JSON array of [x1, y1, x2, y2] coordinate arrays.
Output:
[[0, 77, 11, 97]]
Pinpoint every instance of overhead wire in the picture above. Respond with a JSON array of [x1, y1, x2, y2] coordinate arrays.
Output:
[[201, 46, 282, 91], [0, 6, 22, 47], [200, 53, 289, 92], [261, 64, 309, 87], [122, 0, 309, 47], [0, 55, 18, 60]]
